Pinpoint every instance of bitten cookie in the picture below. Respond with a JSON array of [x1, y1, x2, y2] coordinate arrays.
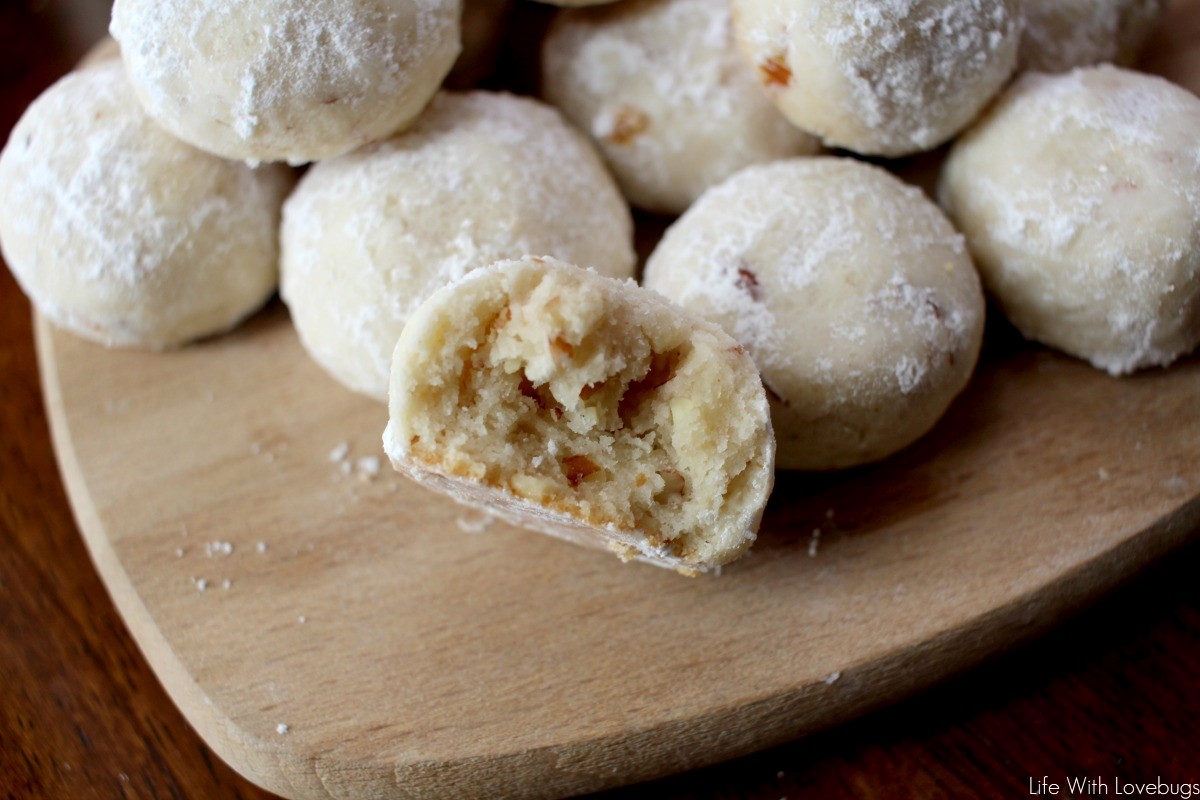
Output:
[[0, 62, 291, 350], [281, 92, 636, 401], [1020, 0, 1163, 74], [939, 66, 1200, 375], [542, 0, 819, 215], [730, 0, 1021, 157], [110, 0, 461, 164], [645, 158, 984, 470], [383, 256, 776, 574]]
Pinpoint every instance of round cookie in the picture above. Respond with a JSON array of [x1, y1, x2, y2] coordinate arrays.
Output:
[[0, 62, 292, 350], [281, 91, 636, 401], [730, 0, 1022, 157], [110, 0, 461, 165], [1020, 0, 1163, 74], [644, 158, 984, 470], [939, 66, 1200, 376], [542, 0, 820, 215], [383, 256, 775, 573]]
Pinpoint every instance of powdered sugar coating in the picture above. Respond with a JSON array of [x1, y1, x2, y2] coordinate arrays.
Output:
[[730, 0, 1021, 156], [542, 0, 819, 215], [281, 91, 636, 401], [644, 157, 984, 470], [0, 62, 291, 349], [110, 0, 461, 164], [939, 66, 1200, 375], [1020, 0, 1163, 74]]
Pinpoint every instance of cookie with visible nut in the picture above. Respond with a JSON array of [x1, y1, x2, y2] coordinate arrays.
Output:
[[644, 158, 985, 470], [542, 0, 819, 214], [383, 256, 776, 574]]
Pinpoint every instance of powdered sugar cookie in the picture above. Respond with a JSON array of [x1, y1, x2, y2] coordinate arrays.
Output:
[[730, 0, 1021, 156], [542, 0, 819, 215], [645, 158, 984, 470], [939, 66, 1200, 375], [383, 256, 775, 573], [1020, 0, 1163, 74], [0, 62, 291, 350], [110, 0, 461, 164], [281, 92, 636, 401]]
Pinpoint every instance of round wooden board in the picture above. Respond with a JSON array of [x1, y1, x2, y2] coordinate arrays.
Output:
[[32, 7, 1200, 799]]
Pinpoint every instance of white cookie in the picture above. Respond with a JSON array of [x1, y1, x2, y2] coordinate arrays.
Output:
[[110, 0, 461, 164], [729, 0, 1021, 157], [645, 158, 984, 470], [542, 0, 819, 215], [0, 62, 291, 350], [940, 66, 1200, 375], [281, 92, 636, 401], [383, 257, 776, 573]]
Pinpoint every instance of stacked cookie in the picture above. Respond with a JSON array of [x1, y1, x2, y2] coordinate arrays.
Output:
[[1, 0, 1196, 574]]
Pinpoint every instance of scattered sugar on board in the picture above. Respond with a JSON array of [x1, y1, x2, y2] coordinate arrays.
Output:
[[356, 456, 381, 480], [256, 541, 267, 553], [822, 671, 841, 685], [276, 723, 289, 735], [205, 540, 234, 557], [808, 528, 821, 558], [456, 513, 495, 534]]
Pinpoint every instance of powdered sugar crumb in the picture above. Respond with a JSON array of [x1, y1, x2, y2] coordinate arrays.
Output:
[[457, 513, 495, 534]]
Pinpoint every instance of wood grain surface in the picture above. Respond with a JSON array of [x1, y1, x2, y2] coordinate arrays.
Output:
[[3, 2, 1200, 800]]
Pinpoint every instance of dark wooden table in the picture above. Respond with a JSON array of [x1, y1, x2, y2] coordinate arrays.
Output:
[[3, 3, 1199, 798]]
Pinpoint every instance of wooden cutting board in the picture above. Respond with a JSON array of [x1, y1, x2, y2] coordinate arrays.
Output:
[[33, 9, 1200, 799]]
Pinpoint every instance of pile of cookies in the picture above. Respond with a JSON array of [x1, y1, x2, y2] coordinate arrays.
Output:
[[1, 0, 1196, 575]]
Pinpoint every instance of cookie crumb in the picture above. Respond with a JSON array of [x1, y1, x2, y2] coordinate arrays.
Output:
[[205, 540, 234, 557], [457, 513, 494, 534], [356, 456, 381, 480]]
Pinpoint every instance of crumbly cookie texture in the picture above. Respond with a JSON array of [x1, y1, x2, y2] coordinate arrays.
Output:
[[730, 0, 1021, 157], [939, 66, 1200, 376], [645, 157, 984, 471], [542, 0, 819, 215], [0, 61, 291, 350], [1019, 0, 1163, 74], [110, 0, 461, 164], [383, 257, 776, 574], [281, 91, 635, 401]]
